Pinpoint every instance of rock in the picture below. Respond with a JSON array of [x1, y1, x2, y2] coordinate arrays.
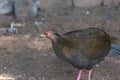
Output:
[[35, 21, 43, 26], [14, 0, 40, 21], [103, 0, 120, 6], [103, 0, 113, 6], [0, 28, 8, 35], [39, 0, 72, 9], [0, 27, 18, 35], [32, 0, 41, 16], [33, 0, 40, 8], [14, 0, 33, 21], [82, 10, 91, 15], [0, 0, 13, 15], [0, 16, 14, 26], [73, 0, 102, 7], [34, 18, 45, 26], [7, 28, 18, 34]]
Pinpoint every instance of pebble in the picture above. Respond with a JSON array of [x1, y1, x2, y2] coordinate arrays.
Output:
[[0, 28, 8, 35], [16, 74, 26, 80], [96, 64, 99, 67], [38, 77, 45, 80], [42, 77, 45, 80], [35, 21, 43, 26], [46, 65, 49, 68], [7, 28, 18, 34], [4, 66, 7, 69], [35, 18, 45, 26], [24, 34, 32, 39], [29, 76, 35, 80], [33, 56, 37, 59], [43, 54, 48, 56], [85, 11, 90, 15], [82, 10, 90, 15]]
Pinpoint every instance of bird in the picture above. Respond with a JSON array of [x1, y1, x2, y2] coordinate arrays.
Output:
[[40, 27, 115, 80]]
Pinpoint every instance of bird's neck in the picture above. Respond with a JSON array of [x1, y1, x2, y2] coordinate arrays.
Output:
[[48, 34, 63, 43], [51, 36, 63, 43]]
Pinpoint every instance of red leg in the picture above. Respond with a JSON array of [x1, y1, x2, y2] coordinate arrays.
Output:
[[88, 69, 93, 80], [76, 69, 83, 80]]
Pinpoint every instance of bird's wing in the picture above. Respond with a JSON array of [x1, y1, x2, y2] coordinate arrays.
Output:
[[62, 29, 111, 60]]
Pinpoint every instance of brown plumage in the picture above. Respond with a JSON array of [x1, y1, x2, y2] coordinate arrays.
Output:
[[41, 28, 111, 80]]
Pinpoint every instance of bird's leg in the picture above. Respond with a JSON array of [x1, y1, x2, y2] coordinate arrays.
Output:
[[88, 69, 93, 80], [76, 69, 83, 80]]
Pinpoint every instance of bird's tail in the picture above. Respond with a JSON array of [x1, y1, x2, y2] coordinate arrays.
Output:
[[109, 36, 120, 56], [109, 44, 120, 56]]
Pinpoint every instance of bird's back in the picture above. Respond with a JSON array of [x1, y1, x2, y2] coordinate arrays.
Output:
[[63, 28, 111, 59]]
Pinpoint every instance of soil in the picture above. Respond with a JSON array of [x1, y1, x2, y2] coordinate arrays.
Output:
[[0, 6, 120, 80]]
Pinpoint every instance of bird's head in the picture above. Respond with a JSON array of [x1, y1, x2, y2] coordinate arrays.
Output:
[[40, 31, 60, 40]]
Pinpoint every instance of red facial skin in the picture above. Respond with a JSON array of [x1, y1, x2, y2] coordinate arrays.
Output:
[[45, 31, 51, 37]]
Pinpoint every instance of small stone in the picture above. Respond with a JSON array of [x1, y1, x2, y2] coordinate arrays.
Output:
[[41, 18, 46, 22], [0, 0, 13, 15], [85, 11, 90, 15], [73, 0, 102, 7], [7, 28, 18, 34], [35, 21, 43, 26], [0, 28, 8, 35], [96, 64, 99, 67], [53, 66, 57, 69], [24, 34, 32, 39], [43, 54, 48, 56], [82, 10, 90, 15], [4, 66, 7, 69], [35, 18, 45, 26], [29, 76, 35, 80], [46, 65, 49, 68], [33, 56, 37, 59], [42, 77, 45, 80]]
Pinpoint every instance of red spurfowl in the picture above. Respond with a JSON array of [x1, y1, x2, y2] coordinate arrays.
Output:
[[40, 28, 112, 80]]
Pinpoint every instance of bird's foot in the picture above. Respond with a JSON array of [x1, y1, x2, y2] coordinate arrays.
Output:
[[88, 69, 93, 80], [76, 69, 83, 80]]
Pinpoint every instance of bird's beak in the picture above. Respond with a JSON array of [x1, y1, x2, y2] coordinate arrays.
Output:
[[40, 33, 46, 38]]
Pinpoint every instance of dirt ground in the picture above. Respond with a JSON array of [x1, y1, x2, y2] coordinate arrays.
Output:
[[0, 6, 120, 80]]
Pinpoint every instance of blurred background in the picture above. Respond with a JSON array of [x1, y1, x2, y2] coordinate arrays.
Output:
[[0, 0, 120, 80]]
